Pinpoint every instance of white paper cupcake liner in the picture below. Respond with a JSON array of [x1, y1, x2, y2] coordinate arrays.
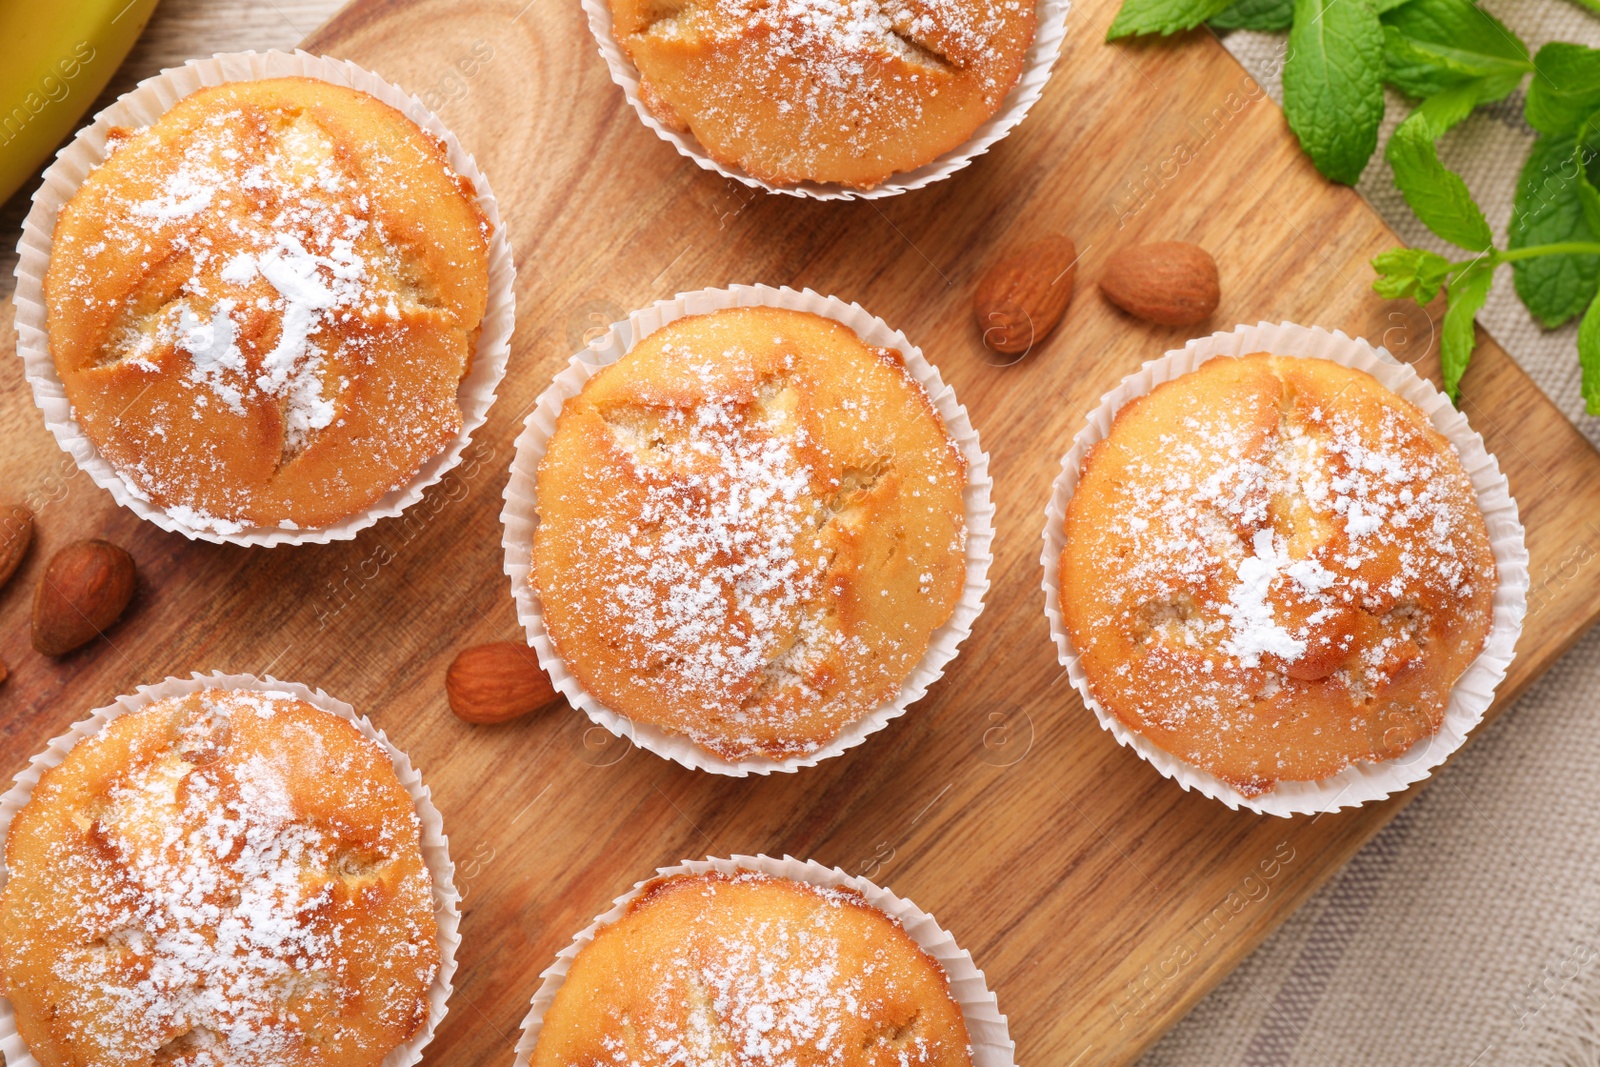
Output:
[[581, 0, 1070, 200], [13, 49, 517, 547], [1040, 323, 1530, 818], [501, 283, 995, 776], [511, 853, 1014, 1067], [0, 671, 460, 1067]]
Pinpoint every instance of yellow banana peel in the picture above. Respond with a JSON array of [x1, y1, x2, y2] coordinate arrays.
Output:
[[0, 0, 160, 205]]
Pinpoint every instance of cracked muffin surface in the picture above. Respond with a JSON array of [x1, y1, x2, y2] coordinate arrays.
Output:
[[530, 871, 972, 1067], [44, 77, 490, 535], [531, 306, 968, 762], [0, 689, 439, 1067], [1059, 353, 1497, 796], [608, 0, 1037, 188]]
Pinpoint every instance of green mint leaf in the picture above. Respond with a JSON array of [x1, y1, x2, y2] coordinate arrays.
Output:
[[1411, 77, 1495, 132], [1579, 286, 1600, 415], [1376, 0, 1412, 12], [1441, 258, 1495, 402], [1527, 42, 1600, 136], [1575, 112, 1600, 234], [1209, 0, 1293, 31], [1284, 0, 1385, 184], [1108, 0, 1237, 38], [1372, 247, 1453, 302], [1381, 0, 1530, 99], [1386, 84, 1496, 250], [1509, 133, 1600, 326]]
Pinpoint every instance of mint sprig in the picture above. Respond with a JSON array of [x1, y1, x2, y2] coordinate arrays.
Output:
[[1375, 240, 1600, 407], [1109, 0, 1600, 413], [1378, 39, 1600, 411]]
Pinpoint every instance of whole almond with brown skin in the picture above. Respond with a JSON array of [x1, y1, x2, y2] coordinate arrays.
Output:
[[1099, 241, 1220, 326], [0, 504, 33, 592], [973, 234, 1077, 356], [447, 642, 559, 724], [32, 539, 137, 656]]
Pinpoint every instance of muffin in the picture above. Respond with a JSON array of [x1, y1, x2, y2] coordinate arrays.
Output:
[[530, 871, 972, 1067], [532, 305, 968, 762], [43, 76, 491, 535], [1059, 353, 1497, 796], [607, 0, 1038, 188], [0, 688, 440, 1067]]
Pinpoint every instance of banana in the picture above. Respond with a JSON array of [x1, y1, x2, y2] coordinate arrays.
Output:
[[0, 0, 160, 205]]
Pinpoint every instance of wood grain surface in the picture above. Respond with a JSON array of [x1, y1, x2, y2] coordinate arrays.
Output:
[[1, 0, 1598, 1065]]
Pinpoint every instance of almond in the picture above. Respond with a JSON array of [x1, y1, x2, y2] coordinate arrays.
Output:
[[32, 539, 137, 656], [973, 234, 1077, 356], [1099, 241, 1220, 326], [0, 504, 33, 592], [446, 642, 559, 724]]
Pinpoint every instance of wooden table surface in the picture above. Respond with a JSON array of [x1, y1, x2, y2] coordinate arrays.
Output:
[[4, 1, 1600, 1066]]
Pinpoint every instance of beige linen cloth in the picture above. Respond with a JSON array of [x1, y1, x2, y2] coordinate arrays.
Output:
[[1, 2, 1596, 1064], [1143, 6, 1600, 1066]]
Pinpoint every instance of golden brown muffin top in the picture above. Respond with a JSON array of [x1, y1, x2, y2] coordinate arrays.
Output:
[[610, 0, 1037, 188], [1059, 354, 1497, 795], [0, 689, 439, 1067], [532, 307, 968, 762], [532, 871, 973, 1067], [44, 77, 490, 534]]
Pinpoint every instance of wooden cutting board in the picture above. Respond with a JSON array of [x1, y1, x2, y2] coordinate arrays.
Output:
[[2, 0, 1598, 1063]]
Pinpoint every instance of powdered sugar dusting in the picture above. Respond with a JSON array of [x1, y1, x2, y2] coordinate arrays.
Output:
[[590, 357, 872, 755], [1221, 529, 1308, 668], [609, 378, 843, 706]]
